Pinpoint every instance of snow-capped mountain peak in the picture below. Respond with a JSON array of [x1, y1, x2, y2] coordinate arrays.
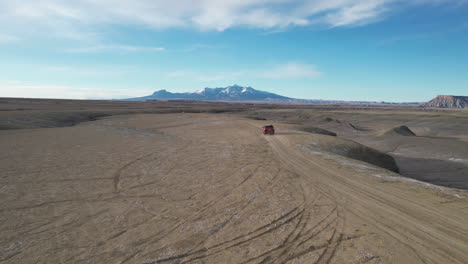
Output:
[[126, 85, 290, 101], [220, 85, 253, 95], [194, 88, 205, 94]]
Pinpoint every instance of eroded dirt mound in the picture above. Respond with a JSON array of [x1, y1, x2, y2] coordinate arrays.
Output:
[[303, 135, 399, 173], [0, 112, 112, 130], [0, 98, 248, 130], [301, 126, 337, 136], [379, 125, 416, 136], [324, 117, 340, 123], [341, 143, 399, 173]]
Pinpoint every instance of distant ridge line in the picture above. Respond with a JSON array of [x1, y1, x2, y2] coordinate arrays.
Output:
[[124, 85, 421, 106]]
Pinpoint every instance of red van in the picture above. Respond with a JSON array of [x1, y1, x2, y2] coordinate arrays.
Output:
[[262, 125, 275, 135]]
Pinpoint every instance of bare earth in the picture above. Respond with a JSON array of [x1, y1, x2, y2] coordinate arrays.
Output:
[[1, 104, 468, 263]]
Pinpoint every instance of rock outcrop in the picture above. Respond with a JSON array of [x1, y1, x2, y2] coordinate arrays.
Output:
[[424, 95, 468, 108]]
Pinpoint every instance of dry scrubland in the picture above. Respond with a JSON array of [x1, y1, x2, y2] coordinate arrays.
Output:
[[1, 98, 468, 264]]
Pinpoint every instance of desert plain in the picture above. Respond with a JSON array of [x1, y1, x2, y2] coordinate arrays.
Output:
[[1, 98, 468, 264]]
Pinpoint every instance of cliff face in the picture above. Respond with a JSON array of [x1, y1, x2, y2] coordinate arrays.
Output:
[[425, 95, 468, 108]]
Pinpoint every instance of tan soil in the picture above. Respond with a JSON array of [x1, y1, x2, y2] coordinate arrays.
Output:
[[1, 113, 467, 264]]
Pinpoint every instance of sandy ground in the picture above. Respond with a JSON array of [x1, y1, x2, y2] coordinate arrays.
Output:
[[1, 113, 467, 264]]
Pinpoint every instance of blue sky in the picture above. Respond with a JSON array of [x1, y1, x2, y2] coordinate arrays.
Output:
[[1, 0, 467, 102]]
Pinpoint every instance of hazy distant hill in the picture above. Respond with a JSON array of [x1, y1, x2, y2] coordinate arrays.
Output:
[[126, 85, 290, 102], [424, 95, 468, 108]]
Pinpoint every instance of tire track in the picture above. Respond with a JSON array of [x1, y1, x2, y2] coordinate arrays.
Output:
[[234, 120, 344, 264], [264, 128, 468, 264], [113, 152, 158, 193], [146, 164, 290, 263], [147, 207, 303, 264]]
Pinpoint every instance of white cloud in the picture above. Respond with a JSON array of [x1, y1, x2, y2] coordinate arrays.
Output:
[[167, 62, 322, 81], [324, 0, 388, 27], [259, 62, 322, 79], [66, 44, 165, 53], [0, 82, 155, 99], [41, 65, 131, 76], [167, 70, 243, 82], [0, 33, 19, 43], [1, 0, 461, 38], [0, 80, 21, 85], [179, 43, 219, 52]]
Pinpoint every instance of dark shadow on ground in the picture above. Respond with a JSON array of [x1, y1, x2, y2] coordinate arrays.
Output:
[[395, 156, 468, 190]]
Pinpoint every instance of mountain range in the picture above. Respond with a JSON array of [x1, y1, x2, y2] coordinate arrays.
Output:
[[126, 85, 290, 102], [124, 85, 466, 108], [125, 85, 410, 105]]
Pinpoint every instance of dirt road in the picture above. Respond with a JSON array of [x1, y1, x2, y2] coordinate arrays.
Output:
[[1, 113, 467, 263]]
